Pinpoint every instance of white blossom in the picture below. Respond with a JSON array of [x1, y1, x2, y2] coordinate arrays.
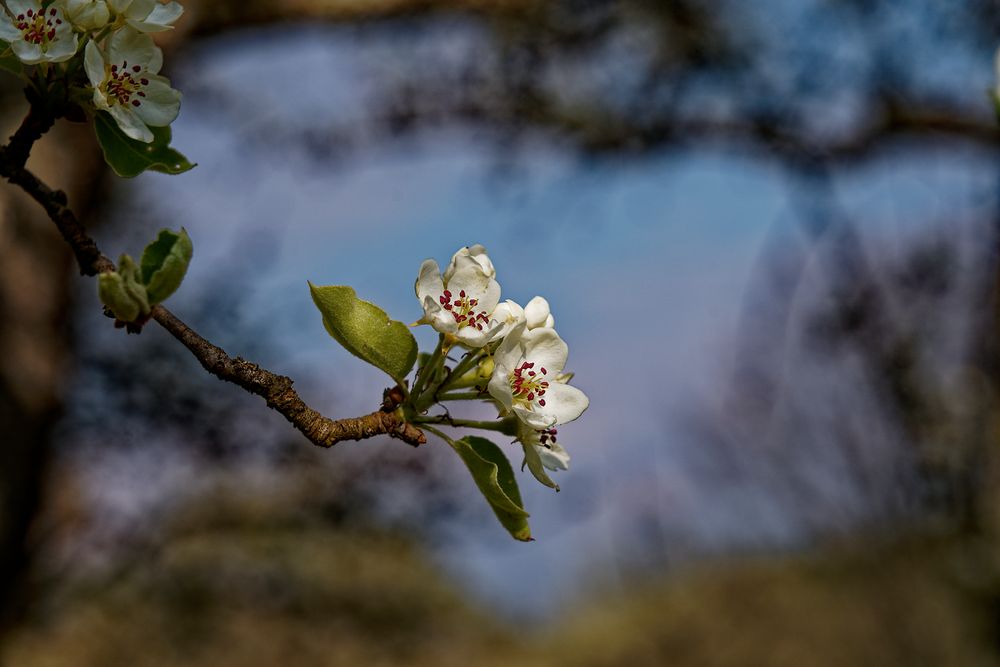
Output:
[[0, 1, 77, 64], [488, 324, 588, 429], [85, 28, 180, 142], [415, 248, 504, 347], [107, 0, 182, 32], [59, 0, 110, 31]]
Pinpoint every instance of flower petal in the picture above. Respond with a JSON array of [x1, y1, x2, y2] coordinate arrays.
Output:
[[84, 39, 105, 87], [524, 296, 551, 329], [538, 382, 589, 425], [107, 26, 154, 66], [109, 104, 152, 142], [415, 259, 443, 302], [133, 75, 180, 126], [520, 327, 568, 375], [537, 442, 570, 471], [446, 255, 501, 312]]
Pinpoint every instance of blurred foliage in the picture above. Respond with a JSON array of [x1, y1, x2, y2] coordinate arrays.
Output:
[[5, 480, 1000, 666]]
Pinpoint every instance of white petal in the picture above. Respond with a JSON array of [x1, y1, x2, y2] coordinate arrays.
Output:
[[491, 299, 525, 338], [133, 75, 179, 126], [524, 296, 551, 330], [7, 0, 39, 15], [107, 0, 131, 13], [415, 259, 443, 302], [43, 31, 78, 62], [537, 442, 570, 471], [446, 256, 501, 313], [520, 327, 568, 375], [109, 104, 152, 142], [514, 405, 557, 429], [0, 19, 21, 42], [84, 39, 105, 87], [487, 361, 514, 411], [122, 0, 154, 20], [144, 1, 181, 25], [444, 244, 495, 282], [107, 26, 154, 66], [11, 40, 44, 65], [539, 382, 589, 425], [493, 323, 526, 370]]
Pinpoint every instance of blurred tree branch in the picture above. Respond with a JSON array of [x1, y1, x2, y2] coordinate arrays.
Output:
[[0, 105, 426, 451]]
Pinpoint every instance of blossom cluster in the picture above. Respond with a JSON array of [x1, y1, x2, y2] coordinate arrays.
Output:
[[415, 245, 589, 486], [0, 0, 183, 142]]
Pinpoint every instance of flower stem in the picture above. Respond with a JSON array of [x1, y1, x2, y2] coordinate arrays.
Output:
[[438, 348, 485, 392], [410, 334, 445, 403], [420, 424, 453, 445], [411, 415, 509, 432], [437, 391, 488, 401]]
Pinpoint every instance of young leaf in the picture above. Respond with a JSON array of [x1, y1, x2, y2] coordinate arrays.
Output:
[[309, 283, 418, 384], [94, 112, 195, 178], [0, 42, 23, 77], [141, 228, 193, 304], [451, 436, 532, 541]]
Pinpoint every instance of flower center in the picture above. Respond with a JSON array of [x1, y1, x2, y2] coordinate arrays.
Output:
[[509, 361, 550, 408], [15, 7, 62, 48], [104, 61, 149, 108], [438, 289, 490, 331]]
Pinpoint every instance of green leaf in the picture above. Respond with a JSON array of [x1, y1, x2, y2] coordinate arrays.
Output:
[[140, 228, 193, 304], [98, 254, 149, 322], [451, 436, 532, 541], [93, 111, 195, 178], [521, 442, 560, 491], [309, 283, 418, 385], [0, 42, 23, 78]]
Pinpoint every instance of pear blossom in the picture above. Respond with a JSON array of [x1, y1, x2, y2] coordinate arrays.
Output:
[[107, 0, 183, 32], [59, 0, 110, 31], [415, 249, 504, 347], [85, 28, 181, 142], [443, 243, 494, 282], [0, 1, 78, 64], [517, 419, 570, 488], [524, 295, 555, 329], [488, 324, 588, 429]]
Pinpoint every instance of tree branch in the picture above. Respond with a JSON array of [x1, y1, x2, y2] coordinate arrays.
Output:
[[0, 109, 425, 449]]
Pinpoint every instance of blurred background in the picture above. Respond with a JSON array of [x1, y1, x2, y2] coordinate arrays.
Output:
[[2, 0, 1000, 664]]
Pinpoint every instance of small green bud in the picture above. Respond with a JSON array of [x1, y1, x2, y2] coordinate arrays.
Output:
[[477, 356, 495, 379], [97, 254, 150, 323]]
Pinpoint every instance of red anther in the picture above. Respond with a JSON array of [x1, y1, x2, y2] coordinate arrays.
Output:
[[131, 100, 141, 106], [138, 91, 146, 97], [111, 64, 118, 72], [540, 367, 547, 374], [444, 290, 451, 298], [55, 18, 61, 24], [528, 371, 536, 377], [26, 9, 33, 16], [527, 393, 534, 401], [132, 65, 141, 72], [47, 29, 54, 39], [50, 8, 56, 15], [539, 399, 546, 407], [140, 78, 148, 85], [459, 290, 466, 298]]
